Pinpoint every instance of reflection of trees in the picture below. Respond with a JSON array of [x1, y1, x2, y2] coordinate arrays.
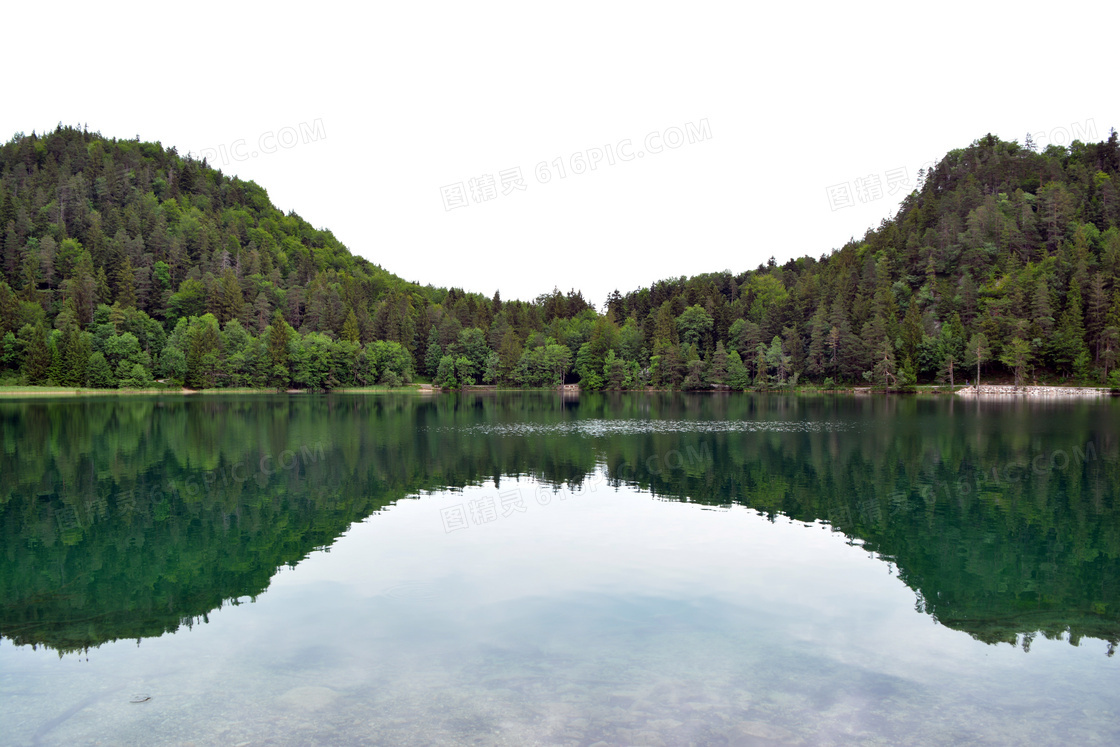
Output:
[[602, 395, 1120, 654], [2, 393, 1118, 654]]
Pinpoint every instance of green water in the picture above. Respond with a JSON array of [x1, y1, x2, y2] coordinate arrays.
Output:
[[1, 393, 1118, 745]]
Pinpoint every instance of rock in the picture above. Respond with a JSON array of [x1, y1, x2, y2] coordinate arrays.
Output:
[[956, 384, 1109, 398]]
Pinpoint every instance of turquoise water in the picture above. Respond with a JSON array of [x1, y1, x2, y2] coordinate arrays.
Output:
[[1, 393, 1118, 745]]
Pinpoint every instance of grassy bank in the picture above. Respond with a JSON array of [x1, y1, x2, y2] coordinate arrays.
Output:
[[0, 384, 425, 397]]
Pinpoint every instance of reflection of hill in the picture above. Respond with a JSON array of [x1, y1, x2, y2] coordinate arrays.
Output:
[[604, 394, 1120, 653], [2, 393, 1118, 654]]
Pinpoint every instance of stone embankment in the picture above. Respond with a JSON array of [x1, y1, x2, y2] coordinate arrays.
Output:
[[957, 384, 1114, 397]]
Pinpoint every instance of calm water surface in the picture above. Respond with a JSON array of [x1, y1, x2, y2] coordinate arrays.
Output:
[[1, 393, 1118, 745]]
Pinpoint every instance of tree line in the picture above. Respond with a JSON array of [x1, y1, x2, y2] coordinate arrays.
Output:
[[2, 126, 1119, 390]]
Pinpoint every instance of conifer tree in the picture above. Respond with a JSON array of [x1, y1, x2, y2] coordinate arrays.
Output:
[[22, 323, 51, 384], [266, 310, 292, 389], [341, 310, 360, 343], [116, 256, 137, 309], [965, 333, 991, 389], [424, 325, 442, 377], [87, 351, 115, 388]]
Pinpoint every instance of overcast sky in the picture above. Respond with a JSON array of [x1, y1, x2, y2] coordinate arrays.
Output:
[[3, 1, 1115, 308]]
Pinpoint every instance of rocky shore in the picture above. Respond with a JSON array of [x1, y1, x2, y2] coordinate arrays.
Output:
[[957, 384, 1115, 397]]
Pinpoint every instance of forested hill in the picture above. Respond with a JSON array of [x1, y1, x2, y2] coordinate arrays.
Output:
[[601, 131, 1120, 389], [0, 125, 592, 389], [1, 126, 1119, 391]]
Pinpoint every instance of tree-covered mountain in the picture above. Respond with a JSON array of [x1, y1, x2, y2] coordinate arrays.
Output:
[[600, 131, 1120, 390], [1, 126, 1118, 390], [0, 125, 592, 389]]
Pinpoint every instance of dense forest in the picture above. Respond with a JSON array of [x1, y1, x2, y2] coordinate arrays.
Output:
[[1, 126, 1119, 390]]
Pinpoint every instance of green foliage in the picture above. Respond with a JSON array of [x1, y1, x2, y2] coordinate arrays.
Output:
[[999, 337, 1033, 387], [744, 274, 790, 323], [2, 127, 1118, 390], [514, 341, 572, 387], [603, 349, 626, 390], [676, 305, 713, 349], [341, 310, 360, 343], [965, 333, 991, 387], [872, 340, 897, 389], [19, 323, 51, 384], [451, 328, 488, 385], [86, 351, 115, 388], [366, 340, 414, 385], [56, 324, 91, 387], [265, 311, 292, 389], [117, 362, 154, 389], [424, 325, 443, 378], [182, 314, 222, 389], [482, 350, 500, 384], [707, 341, 728, 387], [727, 350, 750, 390], [434, 354, 457, 389], [292, 332, 339, 391], [454, 356, 473, 387], [764, 336, 791, 385]]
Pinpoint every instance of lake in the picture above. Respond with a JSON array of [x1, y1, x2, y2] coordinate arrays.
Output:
[[1, 392, 1118, 745]]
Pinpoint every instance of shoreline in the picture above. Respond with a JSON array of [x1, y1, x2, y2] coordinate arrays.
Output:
[[1, 383, 1116, 398], [0, 386, 423, 397]]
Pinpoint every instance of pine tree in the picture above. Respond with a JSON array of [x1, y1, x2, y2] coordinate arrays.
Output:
[[707, 341, 729, 387], [22, 323, 52, 384], [1031, 280, 1055, 337], [965, 332, 990, 389], [873, 340, 897, 389], [603, 349, 626, 389], [806, 304, 829, 379], [1086, 273, 1109, 361], [1050, 286, 1089, 376], [115, 256, 137, 308], [253, 293, 271, 333], [498, 329, 522, 384], [57, 323, 91, 386], [726, 350, 750, 390], [341, 310, 360, 343], [217, 267, 244, 323], [901, 298, 923, 362], [94, 267, 111, 309], [424, 325, 442, 377], [266, 310, 292, 389], [999, 337, 1033, 387], [0, 280, 18, 336], [87, 352, 115, 388], [937, 313, 966, 387]]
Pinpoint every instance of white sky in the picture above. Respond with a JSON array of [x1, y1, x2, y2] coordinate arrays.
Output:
[[3, 1, 1115, 309]]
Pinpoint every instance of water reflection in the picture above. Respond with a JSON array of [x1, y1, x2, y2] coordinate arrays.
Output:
[[2, 392, 1118, 656]]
